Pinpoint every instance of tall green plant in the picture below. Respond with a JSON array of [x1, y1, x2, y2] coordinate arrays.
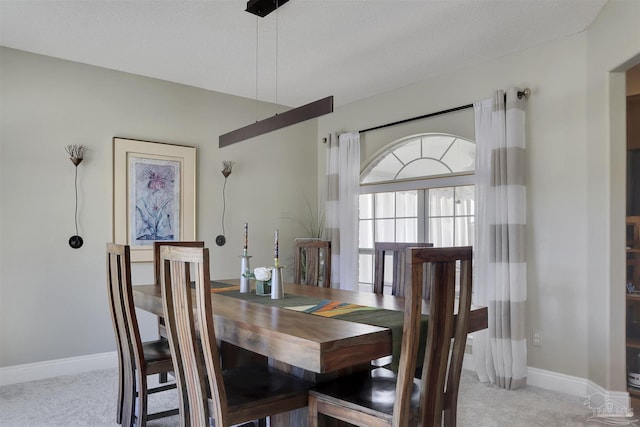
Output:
[[283, 195, 326, 239], [282, 196, 327, 281]]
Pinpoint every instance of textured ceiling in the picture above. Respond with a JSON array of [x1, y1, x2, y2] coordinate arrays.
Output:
[[0, 0, 607, 107]]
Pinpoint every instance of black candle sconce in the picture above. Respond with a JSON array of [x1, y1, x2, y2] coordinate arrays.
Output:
[[65, 144, 87, 249], [216, 160, 235, 246]]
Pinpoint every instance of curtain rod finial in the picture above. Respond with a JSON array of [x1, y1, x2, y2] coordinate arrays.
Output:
[[518, 88, 531, 99]]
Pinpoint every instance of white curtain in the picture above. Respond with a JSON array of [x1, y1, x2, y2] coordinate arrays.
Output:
[[326, 132, 360, 290], [473, 88, 527, 390]]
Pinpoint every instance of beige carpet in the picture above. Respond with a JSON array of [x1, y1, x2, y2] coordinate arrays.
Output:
[[0, 368, 632, 426]]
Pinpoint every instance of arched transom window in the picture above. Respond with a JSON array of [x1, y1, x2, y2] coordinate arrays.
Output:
[[358, 133, 475, 293], [361, 133, 475, 184]]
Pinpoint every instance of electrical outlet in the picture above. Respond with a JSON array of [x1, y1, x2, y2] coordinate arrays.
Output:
[[532, 331, 542, 347]]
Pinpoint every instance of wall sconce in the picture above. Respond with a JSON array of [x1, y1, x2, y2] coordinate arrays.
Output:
[[65, 144, 87, 249], [216, 160, 235, 246]]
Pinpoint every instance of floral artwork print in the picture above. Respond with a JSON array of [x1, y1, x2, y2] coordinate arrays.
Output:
[[129, 157, 180, 245]]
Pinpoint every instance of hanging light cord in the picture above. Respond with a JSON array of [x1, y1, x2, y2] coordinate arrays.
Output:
[[255, 15, 259, 121], [275, 0, 279, 105], [74, 166, 79, 236]]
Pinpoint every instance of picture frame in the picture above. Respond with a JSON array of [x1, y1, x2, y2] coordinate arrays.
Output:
[[113, 137, 196, 262]]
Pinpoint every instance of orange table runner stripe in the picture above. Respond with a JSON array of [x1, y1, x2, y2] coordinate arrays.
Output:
[[285, 299, 378, 317], [210, 284, 240, 293]]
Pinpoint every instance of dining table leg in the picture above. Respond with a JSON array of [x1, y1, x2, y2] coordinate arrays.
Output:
[[268, 359, 371, 427], [268, 360, 315, 426]]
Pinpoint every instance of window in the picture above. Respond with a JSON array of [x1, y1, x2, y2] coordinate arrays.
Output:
[[358, 133, 475, 292]]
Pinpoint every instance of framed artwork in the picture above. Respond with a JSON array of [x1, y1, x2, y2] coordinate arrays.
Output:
[[113, 137, 196, 262]]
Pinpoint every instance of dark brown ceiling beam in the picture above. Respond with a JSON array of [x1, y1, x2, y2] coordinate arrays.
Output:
[[219, 96, 333, 148]]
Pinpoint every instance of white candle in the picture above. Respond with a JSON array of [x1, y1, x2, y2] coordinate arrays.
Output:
[[243, 222, 248, 252], [274, 229, 279, 266]]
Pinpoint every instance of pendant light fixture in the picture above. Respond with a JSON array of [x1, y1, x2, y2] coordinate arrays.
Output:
[[219, 0, 333, 148], [245, 0, 290, 17]]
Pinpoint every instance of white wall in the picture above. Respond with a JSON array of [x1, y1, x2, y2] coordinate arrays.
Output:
[[317, 0, 640, 391], [0, 47, 319, 367]]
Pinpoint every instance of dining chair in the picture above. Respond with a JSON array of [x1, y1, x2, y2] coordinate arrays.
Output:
[[373, 242, 433, 297], [309, 246, 473, 427], [160, 245, 312, 427], [153, 241, 204, 383], [106, 243, 178, 427], [294, 239, 331, 287]]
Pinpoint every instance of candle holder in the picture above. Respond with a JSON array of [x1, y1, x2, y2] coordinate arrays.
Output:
[[239, 254, 252, 293], [271, 265, 285, 299]]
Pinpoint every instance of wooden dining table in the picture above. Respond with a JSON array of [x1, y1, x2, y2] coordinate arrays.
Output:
[[133, 278, 488, 426]]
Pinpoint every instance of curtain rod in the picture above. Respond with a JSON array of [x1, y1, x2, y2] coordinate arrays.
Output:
[[359, 103, 472, 134], [358, 88, 530, 134]]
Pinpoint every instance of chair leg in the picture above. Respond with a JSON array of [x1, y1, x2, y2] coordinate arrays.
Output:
[[158, 334, 169, 384], [122, 367, 136, 427], [308, 394, 319, 427], [444, 406, 456, 427], [116, 359, 124, 423], [159, 372, 168, 384], [135, 372, 149, 427]]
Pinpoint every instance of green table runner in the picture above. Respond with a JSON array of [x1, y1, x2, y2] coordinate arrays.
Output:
[[210, 281, 427, 371]]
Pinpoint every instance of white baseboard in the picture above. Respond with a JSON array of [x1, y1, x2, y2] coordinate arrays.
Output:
[[463, 354, 631, 415], [527, 366, 589, 396], [0, 351, 118, 386]]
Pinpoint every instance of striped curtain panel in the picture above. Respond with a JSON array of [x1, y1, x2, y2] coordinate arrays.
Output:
[[326, 132, 360, 290], [473, 88, 527, 390]]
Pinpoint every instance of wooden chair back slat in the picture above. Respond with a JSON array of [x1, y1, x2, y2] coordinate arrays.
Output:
[[294, 240, 331, 287], [443, 248, 473, 426], [160, 246, 228, 427], [373, 242, 433, 296]]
